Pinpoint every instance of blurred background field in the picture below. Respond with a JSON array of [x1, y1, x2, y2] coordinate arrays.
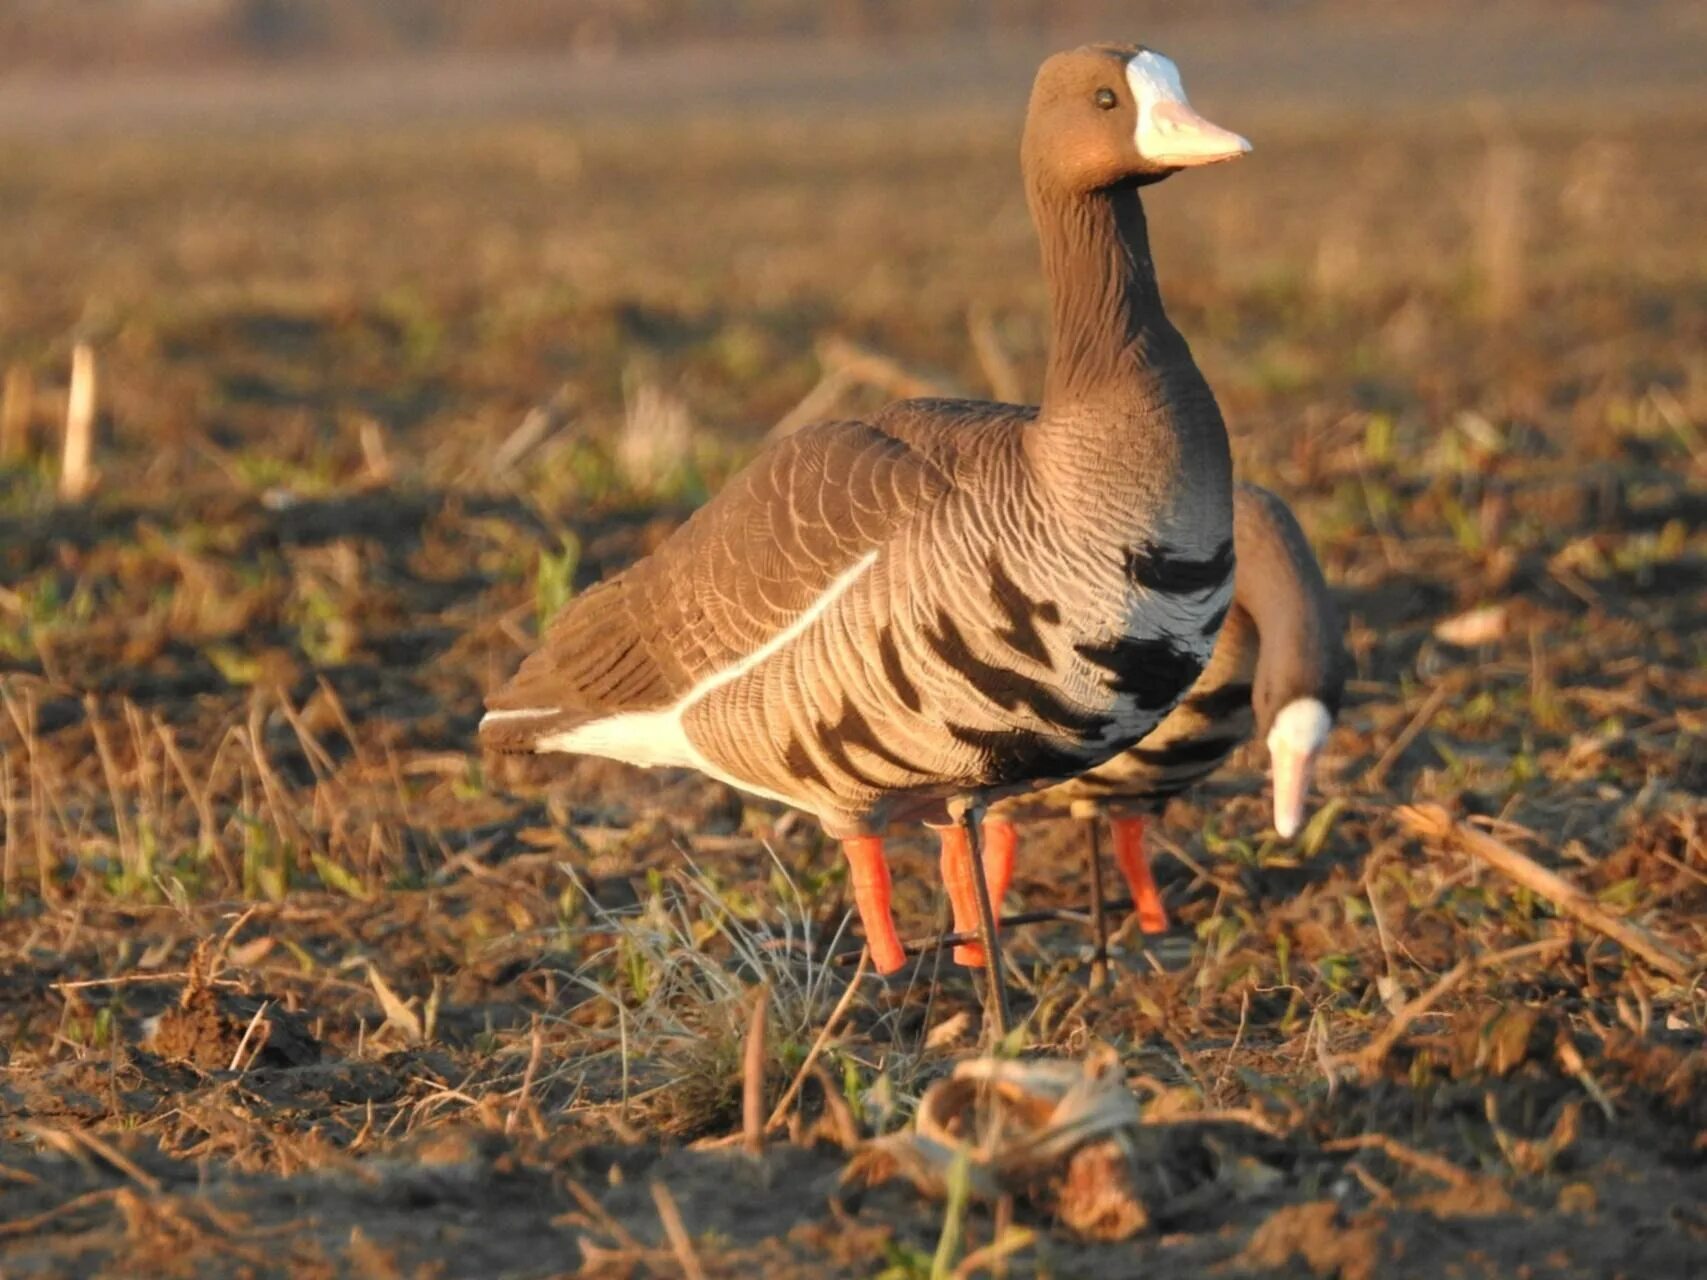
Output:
[[0, 3, 1704, 1276]]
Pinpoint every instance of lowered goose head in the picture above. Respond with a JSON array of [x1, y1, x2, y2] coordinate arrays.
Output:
[[1234, 486, 1349, 839], [1022, 44, 1250, 194]]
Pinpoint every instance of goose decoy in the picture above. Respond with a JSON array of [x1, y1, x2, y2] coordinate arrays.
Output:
[[968, 483, 1348, 975], [480, 45, 1250, 1033]]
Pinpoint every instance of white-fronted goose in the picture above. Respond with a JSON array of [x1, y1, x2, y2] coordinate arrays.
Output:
[[964, 483, 1347, 970], [481, 45, 1250, 1026]]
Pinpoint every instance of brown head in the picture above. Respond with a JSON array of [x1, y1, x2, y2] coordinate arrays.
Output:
[[1021, 44, 1249, 194]]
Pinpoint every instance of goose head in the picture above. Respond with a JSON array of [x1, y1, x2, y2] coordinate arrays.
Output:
[[1023, 44, 1250, 192]]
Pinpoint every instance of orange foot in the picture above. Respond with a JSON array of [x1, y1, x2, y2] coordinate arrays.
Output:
[[936, 819, 1017, 967], [1111, 815, 1168, 934], [842, 836, 905, 974]]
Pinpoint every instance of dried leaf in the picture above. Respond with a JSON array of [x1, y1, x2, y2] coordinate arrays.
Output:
[[925, 1011, 973, 1051], [1434, 604, 1508, 648]]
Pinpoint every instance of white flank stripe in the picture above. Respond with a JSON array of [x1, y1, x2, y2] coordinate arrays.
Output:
[[480, 707, 560, 724], [532, 551, 882, 794]]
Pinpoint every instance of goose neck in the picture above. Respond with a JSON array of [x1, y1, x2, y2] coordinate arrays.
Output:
[[1033, 181, 1176, 415]]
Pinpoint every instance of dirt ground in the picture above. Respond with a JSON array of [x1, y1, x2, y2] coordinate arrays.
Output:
[[1, 9, 1705, 1278]]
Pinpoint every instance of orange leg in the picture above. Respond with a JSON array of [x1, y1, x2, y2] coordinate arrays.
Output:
[[1111, 815, 1169, 934], [936, 820, 1018, 968], [938, 824, 985, 967], [842, 836, 905, 975]]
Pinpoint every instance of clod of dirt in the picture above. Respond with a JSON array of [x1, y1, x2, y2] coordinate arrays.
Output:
[[144, 982, 232, 1070], [1600, 1028, 1707, 1124], [1556, 1181, 1598, 1216], [1238, 1201, 1389, 1280], [145, 981, 320, 1071], [352, 1128, 529, 1209]]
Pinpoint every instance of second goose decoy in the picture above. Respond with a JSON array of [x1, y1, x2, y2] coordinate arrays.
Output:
[[480, 44, 1251, 1032], [961, 484, 1348, 974]]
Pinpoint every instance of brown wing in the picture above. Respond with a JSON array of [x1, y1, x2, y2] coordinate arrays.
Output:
[[481, 417, 952, 750], [871, 397, 1037, 478]]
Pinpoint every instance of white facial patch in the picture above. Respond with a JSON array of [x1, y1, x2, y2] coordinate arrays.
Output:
[[1266, 697, 1333, 761], [1125, 50, 1190, 148], [1124, 49, 1251, 166]]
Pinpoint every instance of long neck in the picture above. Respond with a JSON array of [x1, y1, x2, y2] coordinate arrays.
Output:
[[1233, 490, 1347, 730], [1032, 181, 1177, 414], [1024, 176, 1230, 533]]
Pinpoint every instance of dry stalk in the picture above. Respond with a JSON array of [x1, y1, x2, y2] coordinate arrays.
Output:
[[84, 696, 140, 880], [52, 971, 192, 994], [3, 686, 58, 899], [1475, 134, 1530, 323], [769, 367, 853, 440], [0, 1188, 121, 1239], [766, 947, 869, 1132], [154, 720, 230, 883], [213, 905, 261, 970], [1343, 1160, 1395, 1206], [0, 363, 32, 460], [1364, 685, 1449, 789], [243, 698, 321, 859], [507, 1018, 546, 1136], [649, 1180, 707, 1280], [366, 965, 423, 1044], [818, 334, 949, 398], [562, 1179, 646, 1252], [120, 704, 159, 838], [24, 1123, 162, 1194], [60, 342, 97, 501], [228, 1001, 271, 1073], [1143, 1106, 1292, 1141], [742, 982, 769, 1158], [273, 689, 337, 779], [1341, 937, 1568, 1080], [1, 751, 15, 900], [809, 1063, 862, 1151], [1212, 990, 1251, 1102], [314, 676, 376, 771], [772, 334, 953, 441], [1396, 804, 1697, 981], [357, 418, 392, 486], [1322, 1133, 1474, 1189], [487, 383, 577, 479], [954, 1226, 1036, 1280]]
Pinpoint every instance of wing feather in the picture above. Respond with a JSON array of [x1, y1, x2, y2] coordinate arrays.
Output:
[[480, 418, 951, 751]]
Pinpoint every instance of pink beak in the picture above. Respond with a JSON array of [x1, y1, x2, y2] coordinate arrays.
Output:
[[1139, 99, 1252, 168], [1270, 743, 1318, 840]]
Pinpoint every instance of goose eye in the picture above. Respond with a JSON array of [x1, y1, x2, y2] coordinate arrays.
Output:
[[1094, 87, 1119, 111]]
